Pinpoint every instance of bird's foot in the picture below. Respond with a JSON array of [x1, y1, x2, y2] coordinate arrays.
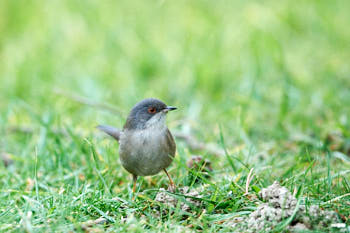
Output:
[[167, 184, 176, 193], [132, 194, 137, 201]]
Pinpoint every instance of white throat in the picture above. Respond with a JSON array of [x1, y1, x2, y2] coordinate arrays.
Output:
[[144, 112, 167, 131]]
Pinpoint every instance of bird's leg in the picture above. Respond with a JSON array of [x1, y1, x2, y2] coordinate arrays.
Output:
[[132, 174, 138, 200], [163, 169, 176, 192]]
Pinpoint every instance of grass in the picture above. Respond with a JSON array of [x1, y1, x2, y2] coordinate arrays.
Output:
[[1, 0, 350, 232]]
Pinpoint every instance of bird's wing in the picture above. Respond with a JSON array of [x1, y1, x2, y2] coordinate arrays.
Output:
[[97, 125, 121, 142], [166, 129, 176, 157]]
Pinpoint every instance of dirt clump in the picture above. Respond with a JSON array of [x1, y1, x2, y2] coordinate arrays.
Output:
[[154, 186, 203, 213], [227, 181, 342, 232]]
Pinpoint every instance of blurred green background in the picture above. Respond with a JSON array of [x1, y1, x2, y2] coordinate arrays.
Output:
[[1, 0, 350, 231], [1, 0, 349, 137]]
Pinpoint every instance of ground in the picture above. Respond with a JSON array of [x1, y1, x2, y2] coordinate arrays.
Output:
[[0, 0, 350, 232]]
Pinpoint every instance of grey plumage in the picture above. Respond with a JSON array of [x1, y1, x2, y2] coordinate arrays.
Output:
[[97, 125, 121, 141], [123, 98, 168, 130], [97, 98, 176, 177]]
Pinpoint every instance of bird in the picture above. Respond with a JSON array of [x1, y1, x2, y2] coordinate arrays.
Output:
[[97, 98, 177, 194]]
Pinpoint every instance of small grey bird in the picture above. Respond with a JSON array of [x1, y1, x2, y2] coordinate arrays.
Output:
[[97, 98, 177, 193]]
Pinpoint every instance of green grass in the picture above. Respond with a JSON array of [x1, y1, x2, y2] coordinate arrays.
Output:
[[1, 0, 350, 232]]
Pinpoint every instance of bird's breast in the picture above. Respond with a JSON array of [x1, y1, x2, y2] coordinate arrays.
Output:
[[119, 128, 174, 176]]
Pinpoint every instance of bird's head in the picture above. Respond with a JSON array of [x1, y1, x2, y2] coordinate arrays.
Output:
[[124, 98, 177, 130]]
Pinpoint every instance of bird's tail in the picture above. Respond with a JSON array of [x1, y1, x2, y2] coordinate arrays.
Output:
[[97, 125, 121, 141]]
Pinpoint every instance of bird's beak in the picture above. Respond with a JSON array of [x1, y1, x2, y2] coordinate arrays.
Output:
[[163, 106, 177, 113]]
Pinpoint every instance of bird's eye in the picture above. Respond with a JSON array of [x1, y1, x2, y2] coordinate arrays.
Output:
[[148, 107, 156, 114]]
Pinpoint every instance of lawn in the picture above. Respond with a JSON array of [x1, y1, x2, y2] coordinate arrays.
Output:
[[1, 0, 350, 232]]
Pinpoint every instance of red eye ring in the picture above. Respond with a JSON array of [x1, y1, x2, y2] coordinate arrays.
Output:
[[148, 107, 156, 114]]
